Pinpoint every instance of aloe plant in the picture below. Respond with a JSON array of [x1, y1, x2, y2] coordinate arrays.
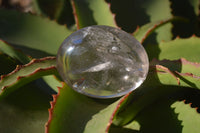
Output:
[[0, 0, 200, 133]]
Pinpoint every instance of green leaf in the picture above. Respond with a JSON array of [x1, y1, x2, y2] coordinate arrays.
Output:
[[46, 83, 129, 133], [113, 58, 200, 126], [171, 101, 200, 133], [146, 36, 200, 62], [124, 97, 200, 133], [42, 75, 61, 92], [0, 8, 72, 57], [109, 0, 172, 41], [142, 0, 173, 43], [133, 17, 176, 43], [84, 94, 129, 133], [0, 57, 57, 99], [0, 40, 31, 64], [70, 0, 116, 29], [46, 83, 106, 133], [0, 82, 52, 133]]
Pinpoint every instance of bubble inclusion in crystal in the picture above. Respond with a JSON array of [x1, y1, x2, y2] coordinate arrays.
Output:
[[56, 25, 149, 98]]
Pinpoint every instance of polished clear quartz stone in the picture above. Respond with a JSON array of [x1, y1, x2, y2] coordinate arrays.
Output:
[[56, 25, 149, 98]]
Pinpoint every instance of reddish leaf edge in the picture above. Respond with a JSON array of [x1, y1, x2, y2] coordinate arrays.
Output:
[[70, 0, 79, 29], [150, 57, 200, 68], [0, 57, 57, 98], [45, 58, 200, 133], [133, 19, 171, 44], [45, 81, 131, 133], [70, 0, 118, 30], [106, 1, 118, 29], [150, 58, 200, 87], [182, 99, 200, 113], [45, 82, 64, 133], [151, 58, 200, 81], [0, 56, 56, 81], [133, 17, 184, 44], [171, 99, 200, 117], [105, 92, 131, 133]]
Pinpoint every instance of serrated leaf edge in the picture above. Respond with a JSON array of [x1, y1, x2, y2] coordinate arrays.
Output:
[[45, 82, 64, 133], [155, 65, 180, 85], [0, 57, 57, 96], [150, 57, 200, 67], [105, 93, 131, 133], [133, 18, 173, 43], [1, 57, 56, 81]]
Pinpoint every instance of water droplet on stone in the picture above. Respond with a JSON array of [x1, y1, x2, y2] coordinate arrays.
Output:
[[56, 25, 149, 98]]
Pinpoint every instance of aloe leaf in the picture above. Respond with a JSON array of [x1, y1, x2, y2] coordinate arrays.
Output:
[[133, 17, 176, 43], [0, 57, 57, 99], [70, 0, 116, 29], [0, 40, 31, 64], [46, 83, 107, 133], [171, 100, 200, 133], [110, 0, 172, 42], [142, 0, 173, 42], [125, 97, 200, 133], [146, 36, 200, 61], [113, 58, 200, 126], [148, 65, 200, 89], [46, 82, 130, 133], [46, 59, 200, 132], [42, 75, 61, 92], [0, 8, 72, 57], [0, 40, 61, 93], [0, 82, 52, 133]]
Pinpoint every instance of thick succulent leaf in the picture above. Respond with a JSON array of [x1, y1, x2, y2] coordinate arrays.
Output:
[[110, 0, 172, 42], [84, 94, 130, 133], [46, 83, 130, 133], [147, 65, 200, 89], [133, 17, 176, 43], [0, 40, 61, 93], [0, 8, 72, 57], [126, 98, 200, 133], [171, 101, 200, 133], [143, 0, 173, 42], [42, 75, 61, 92], [0, 82, 52, 133], [0, 40, 31, 64], [0, 57, 57, 99], [70, 0, 116, 29], [146, 36, 200, 62], [113, 58, 200, 126]]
